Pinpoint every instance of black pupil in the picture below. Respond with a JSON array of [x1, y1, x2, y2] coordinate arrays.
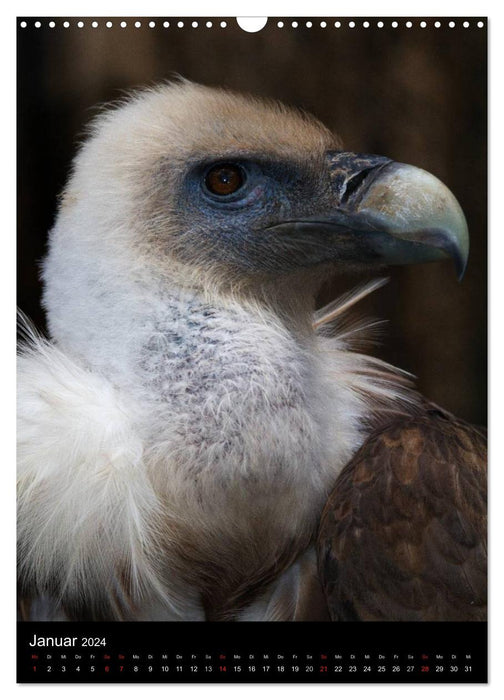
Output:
[[219, 169, 233, 184]]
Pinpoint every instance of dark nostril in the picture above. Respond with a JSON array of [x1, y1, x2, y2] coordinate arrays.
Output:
[[340, 167, 375, 204]]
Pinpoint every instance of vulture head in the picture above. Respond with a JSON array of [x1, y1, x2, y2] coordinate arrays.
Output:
[[43, 81, 468, 360]]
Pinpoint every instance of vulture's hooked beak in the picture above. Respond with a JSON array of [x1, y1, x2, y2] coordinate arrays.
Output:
[[268, 151, 469, 279]]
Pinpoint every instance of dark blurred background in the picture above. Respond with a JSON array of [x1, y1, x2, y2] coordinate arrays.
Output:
[[17, 17, 487, 424]]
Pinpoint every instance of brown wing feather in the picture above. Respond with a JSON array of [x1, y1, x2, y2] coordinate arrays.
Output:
[[317, 404, 487, 621]]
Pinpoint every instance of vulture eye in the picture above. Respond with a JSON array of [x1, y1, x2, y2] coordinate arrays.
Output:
[[204, 163, 245, 197]]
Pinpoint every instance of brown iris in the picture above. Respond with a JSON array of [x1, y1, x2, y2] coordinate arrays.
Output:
[[205, 164, 244, 196]]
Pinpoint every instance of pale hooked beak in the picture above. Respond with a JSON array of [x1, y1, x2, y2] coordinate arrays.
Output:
[[267, 151, 469, 279]]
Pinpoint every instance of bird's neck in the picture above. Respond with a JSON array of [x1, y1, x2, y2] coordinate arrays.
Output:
[[48, 273, 368, 619], [128, 282, 357, 618], [49, 271, 362, 482]]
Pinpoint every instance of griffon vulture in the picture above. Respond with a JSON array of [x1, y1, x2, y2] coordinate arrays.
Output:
[[17, 81, 486, 623]]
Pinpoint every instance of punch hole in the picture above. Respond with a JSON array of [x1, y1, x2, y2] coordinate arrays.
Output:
[[348, 21, 355, 28], [292, 21, 298, 28], [20, 21, 27, 28], [206, 21, 212, 28], [363, 21, 370, 28], [149, 21, 156, 28], [320, 21, 327, 28], [78, 21, 84, 28], [49, 21, 55, 28], [277, 21, 284, 28], [406, 21, 412, 28], [420, 21, 427, 28], [120, 21, 127, 28], [163, 21, 170, 28], [334, 21, 341, 28], [34, 21, 41, 28], [237, 17, 267, 33], [377, 21, 384, 28], [92, 21, 99, 28], [192, 21, 198, 28], [477, 21, 484, 28]]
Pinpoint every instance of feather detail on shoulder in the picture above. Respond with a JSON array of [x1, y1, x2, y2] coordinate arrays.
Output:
[[17, 315, 191, 620], [317, 405, 487, 621]]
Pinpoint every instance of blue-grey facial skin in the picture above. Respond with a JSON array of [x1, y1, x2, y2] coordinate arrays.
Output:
[[172, 154, 335, 273]]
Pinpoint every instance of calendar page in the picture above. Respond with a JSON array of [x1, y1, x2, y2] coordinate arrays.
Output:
[[16, 15, 487, 684]]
